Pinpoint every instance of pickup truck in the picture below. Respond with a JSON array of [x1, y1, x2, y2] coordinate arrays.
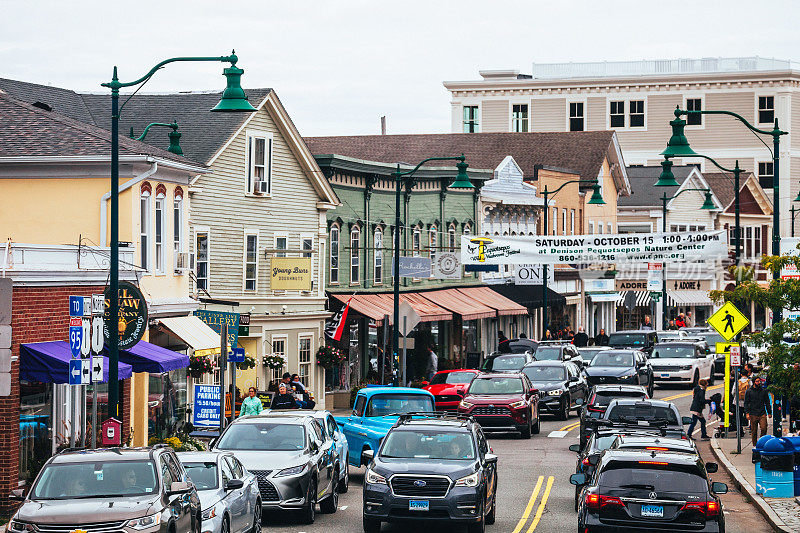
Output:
[[335, 386, 435, 467]]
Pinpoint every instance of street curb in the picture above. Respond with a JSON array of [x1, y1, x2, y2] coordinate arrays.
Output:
[[710, 436, 793, 533]]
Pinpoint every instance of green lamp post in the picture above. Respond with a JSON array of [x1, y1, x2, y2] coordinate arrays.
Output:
[[130, 122, 184, 155], [791, 188, 800, 237], [100, 52, 254, 422], [390, 155, 474, 385]]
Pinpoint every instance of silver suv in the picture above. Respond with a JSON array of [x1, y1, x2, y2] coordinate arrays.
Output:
[[9, 445, 201, 533]]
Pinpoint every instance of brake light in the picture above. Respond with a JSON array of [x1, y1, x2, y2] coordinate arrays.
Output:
[[587, 405, 606, 413], [582, 457, 591, 466], [585, 493, 623, 511], [637, 461, 668, 465], [645, 447, 669, 451], [680, 501, 719, 517]]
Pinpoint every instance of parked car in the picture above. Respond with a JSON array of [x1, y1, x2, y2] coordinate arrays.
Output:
[[650, 341, 715, 387], [481, 352, 535, 373], [424, 369, 482, 412], [533, 341, 583, 366], [578, 384, 650, 448], [211, 415, 339, 524], [583, 349, 654, 396], [607, 330, 658, 354], [576, 346, 612, 365], [508, 338, 538, 353], [336, 387, 436, 467], [521, 360, 588, 420], [361, 414, 498, 533], [572, 450, 727, 532], [178, 451, 261, 533], [458, 372, 540, 437], [9, 445, 201, 533], [680, 326, 713, 334]]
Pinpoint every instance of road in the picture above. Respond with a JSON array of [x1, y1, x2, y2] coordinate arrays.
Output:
[[262, 383, 771, 533]]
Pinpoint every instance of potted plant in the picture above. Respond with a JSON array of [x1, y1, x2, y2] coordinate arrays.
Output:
[[262, 354, 286, 371], [236, 353, 256, 370], [188, 355, 213, 379], [316, 345, 346, 369]]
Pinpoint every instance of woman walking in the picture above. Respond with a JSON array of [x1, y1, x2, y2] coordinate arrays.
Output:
[[238, 387, 263, 417], [687, 378, 711, 440]]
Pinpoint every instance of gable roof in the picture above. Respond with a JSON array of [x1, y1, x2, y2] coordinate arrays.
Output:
[[0, 77, 96, 124], [620, 165, 696, 207], [304, 131, 630, 194], [704, 171, 771, 215]]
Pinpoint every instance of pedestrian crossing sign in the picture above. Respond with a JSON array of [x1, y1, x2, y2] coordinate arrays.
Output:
[[708, 302, 749, 341]]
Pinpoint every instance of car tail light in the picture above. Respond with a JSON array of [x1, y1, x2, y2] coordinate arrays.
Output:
[[581, 457, 591, 467], [637, 461, 668, 466], [587, 405, 605, 413], [585, 493, 623, 511], [680, 501, 719, 517], [645, 447, 669, 451]]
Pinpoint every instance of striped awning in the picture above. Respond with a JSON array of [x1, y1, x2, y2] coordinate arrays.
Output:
[[619, 291, 652, 308], [667, 290, 713, 307]]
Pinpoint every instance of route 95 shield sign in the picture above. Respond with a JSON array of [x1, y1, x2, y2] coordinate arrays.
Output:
[[103, 281, 148, 350]]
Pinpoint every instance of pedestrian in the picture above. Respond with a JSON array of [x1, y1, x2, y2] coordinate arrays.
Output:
[[667, 319, 677, 330], [290, 373, 315, 409], [427, 344, 438, 381], [573, 327, 589, 347], [239, 387, 263, 417], [675, 313, 686, 328], [498, 331, 511, 353], [519, 332, 528, 339], [744, 376, 771, 446], [272, 383, 300, 409], [641, 315, 654, 330], [686, 311, 695, 327], [542, 330, 552, 341], [687, 379, 711, 440], [595, 328, 609, 346]]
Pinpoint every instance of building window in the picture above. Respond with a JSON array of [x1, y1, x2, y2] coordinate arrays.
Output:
[[374, 228, 383, 285], [609, 101, 625, 128], [629, 100, 645, 128], [448, 226, 456, 251], [686, 98, 702, 126], [607, 222, 613, 234], [140, 189, 151, 271], [588, 221, 594, 234], [244, 234, 258, 291], [275, 236, 287, 257], [597, 223, 603, 234], [758, 161, 774, 189], [758, 96, 775, 124], [269, 336, 287, 382], [195, 231, 208, 290], [154, 194, 165, 274], [428, 226, 437, 256], [247, 132, 273, 194], [463, 223, 471, 237], [302, 237, 313, 258], [570, 210, 575, 235], [412, 227, 421, 256], [512, 104, 529, 132], [552, 207, 557, 235], [569, 102, 584, 131], [298, 336, 312, 387], [562, 209, 567, 235], [173, 193, 183, 272], [745, 226, 753, 258], [754, 226, 762, 258], [329, 226, 339, 284], [463, 105, 479, 133], [350, 227, 360, 284]]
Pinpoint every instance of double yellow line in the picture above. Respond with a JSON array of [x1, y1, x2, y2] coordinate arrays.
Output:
[[511, 475, 555, 533], [661, 383, 722, 402]]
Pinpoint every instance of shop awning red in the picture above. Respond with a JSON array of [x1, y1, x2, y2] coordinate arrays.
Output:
[[457, 286, 528, 316], [331, 292, 453, 324], [399, 292, 453, 322], [419, 288, 496, 320]]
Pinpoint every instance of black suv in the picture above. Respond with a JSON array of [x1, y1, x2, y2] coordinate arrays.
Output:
[[572, 450, 727, 532], [9, 445, 201, 533], [599, 399, 691, 440], [362, 414, 498, 533], [579, 385, 650, 448], [607, 330, 658, 354], [521, 360, 588, 420]]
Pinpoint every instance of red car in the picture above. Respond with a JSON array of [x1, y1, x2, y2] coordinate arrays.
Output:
[[457, 372, 540, 438], [423, 369, 481, 411]]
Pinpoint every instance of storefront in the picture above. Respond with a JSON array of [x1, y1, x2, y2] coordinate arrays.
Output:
[[583, 277, 620, 337], [665, 279, 715, 325], [616, 280, 655, 330], [488, 284, 567, 342]]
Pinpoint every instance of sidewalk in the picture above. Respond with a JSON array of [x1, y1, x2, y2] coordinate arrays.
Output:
[[710, 432, 800, 532]]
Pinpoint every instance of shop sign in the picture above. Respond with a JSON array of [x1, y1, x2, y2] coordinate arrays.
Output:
[[431, 252, 461, 280], [256, 391, 274, 410], [103, 281, 147, 350], [392, 256, 432, 278], [781, 237, 800, 279], [514, 264, 554, 286], [194, 310, 239, 350], [461, 230, 727, 265], [270, 257, 312, 291], [192, 384, 221, 427], [616, 280, 648, 291]]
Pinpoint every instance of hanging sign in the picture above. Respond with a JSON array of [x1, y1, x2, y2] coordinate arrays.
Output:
[[194, 310, 239, 351], [391, 257, 432, 278], [431, 252, 461, 280], [461, 230, 727, 265], [514, 264, 553, 285], [269, 257, 312, 291], [103, 281, 148, 350]]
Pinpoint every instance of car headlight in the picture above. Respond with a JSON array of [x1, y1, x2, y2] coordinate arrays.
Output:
[[365, 468, 387, 485], [455, 472, 480, 487], [8, 520, 35, 532], [275, 464, 306, 477], [509, 400, 527, 409], [681, 365, 693, 371], [459, 400, 473, 410], [201, 504, 220, 521], [547, 389, 563, 396], [127, 513, 161, 530], [618, 373, 636, 381]]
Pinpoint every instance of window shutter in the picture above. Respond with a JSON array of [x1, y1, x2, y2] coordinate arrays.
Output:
[[762, 224, 769, 255]]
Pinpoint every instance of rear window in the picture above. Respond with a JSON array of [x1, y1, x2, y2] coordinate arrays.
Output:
[[608, 333, 647, 347], [598, 463, 707, 492], [607, 404, 679, 425], [484, 354, 527, 371], [590, 390, 647, 407]]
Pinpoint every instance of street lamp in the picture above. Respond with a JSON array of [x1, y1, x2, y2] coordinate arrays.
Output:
[[391, 155, 474, 385], [540, 178, 605, 336], [130, 122, 184, 155], [100, 52, 254, 421], [658, 188, 716, 328]]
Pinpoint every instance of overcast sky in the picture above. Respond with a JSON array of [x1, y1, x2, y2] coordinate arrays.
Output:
[[2, 0, 799, 136]]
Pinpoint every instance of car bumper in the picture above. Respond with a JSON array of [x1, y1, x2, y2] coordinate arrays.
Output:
[[468, 414, 528, 431], [586, 377, 638, 387], [539, 395, 566, 412], [653, 368, 694, 382], [364, 483, 483, 523], [257, 471, 313, 511], [581, 513, 722, 532], [714, 358, 725, 373], [435, 401, 462, 412], [201, 512, 224, 533]]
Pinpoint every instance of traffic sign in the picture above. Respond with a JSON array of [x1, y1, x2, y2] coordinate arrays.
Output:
[[650, 291, 662, 301], [68, 359, 83, 385], [91, 356, 104, 382], [708, 302, 749, 342], [91, 294, 105, 315], [69, 295, 84, 317], [91, 316, 104, 354], [730, 345, 741, 366], [716, 342, 739, 355], [229, 348, 246, 363], [69, 324, 82, 358], [80, 318, 91, 357], [81, 359, 91, 383]]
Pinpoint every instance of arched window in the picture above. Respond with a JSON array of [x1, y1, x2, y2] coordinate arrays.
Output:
[[173, 188, 183, 272], [374, 228, 383, 285], [329, 225, 340, 284], [350, 226, 360, 283], [139, 184, 151, 271], [463, 223, 471, 237], [413, 227, 421, 257], [429, 226, 437, 256], [448, 225, 456, 251], [154, 187, 165, 273]]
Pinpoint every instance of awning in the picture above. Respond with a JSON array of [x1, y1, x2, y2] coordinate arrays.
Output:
[[588, 292, 621, 303], [20, 341, 133, 384], [330, 292, 452, 324], [619, 291, 651, 308], [457, 287, 528, 316], [487, 284, 566, 311], [119, 340, 190, 374], [667, 290, 713, 307], [398, 293, 453, 322], [419, 288, 497, 320], [158, 316, 221, 357]]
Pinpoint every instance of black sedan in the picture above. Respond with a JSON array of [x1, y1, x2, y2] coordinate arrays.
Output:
[[521, 360, 588, 420], [583, 349, 654, 397]]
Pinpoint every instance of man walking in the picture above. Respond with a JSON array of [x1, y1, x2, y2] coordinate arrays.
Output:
[[595, 328, 609, 346], [427, 344, 438, 381], [744, 376, 771, 446], [573, 327, 589, 347], [498, 331, 511, 353], [687, 379, 711, 440]]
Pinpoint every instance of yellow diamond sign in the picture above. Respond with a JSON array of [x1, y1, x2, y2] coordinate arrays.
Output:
[[708, 302, 749, 341]]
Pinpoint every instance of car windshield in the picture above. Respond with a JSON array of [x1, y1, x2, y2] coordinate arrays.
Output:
[[523, 366, 566, 382], [381, 430, 476, 460], [485, 354, 527, 371], [469, 377, 525, 395], [366, 394, 434, 417], [608, 333, 647, 347], [599, 464, 707, 492], [578, 348, 606, 362], [607, 404, 679, 425], [590, 352, 633, 367], [216, 423, 306, 451], [182, 462, 218, 490], [533, 347, 562, 360], [430, 372, 477, 385], [651, 345, 696, 358], [31, 460, 158, 499]]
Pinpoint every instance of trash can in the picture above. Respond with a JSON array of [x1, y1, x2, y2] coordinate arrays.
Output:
[[753, 435, 774, 494], [759, 437, 795, 498], [783, 436, 800, 496]]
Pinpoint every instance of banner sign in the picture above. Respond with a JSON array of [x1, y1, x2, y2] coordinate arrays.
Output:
[[192, 384, 221, 427], [431, 252, 461, 280], [270, 257, 312, 291], [462, 231, 727, 265], [194, 310, 239, 351], [392, 256, 432, 278], [103, 281, 148, 350], [514, 264, 554, 285]]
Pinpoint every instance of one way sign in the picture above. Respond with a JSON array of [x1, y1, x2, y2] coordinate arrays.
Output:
[[91, 357, 104, 383], [68, 359, 91, 385]]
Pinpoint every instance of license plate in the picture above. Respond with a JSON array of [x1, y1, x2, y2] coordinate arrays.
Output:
[[641, 504, 664, 518], [409, 500, 429, 511], [660, 373, 670, 379]]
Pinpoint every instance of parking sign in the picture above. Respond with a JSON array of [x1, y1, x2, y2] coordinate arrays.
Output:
[[730, 345, 741, 366]]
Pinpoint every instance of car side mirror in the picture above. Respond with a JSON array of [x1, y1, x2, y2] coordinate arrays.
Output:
[[332, 432, 339, 441], [225, 479, 245, 491], [706, 462, 718, 473], [570, 473, 587, 486], [168, 481, 192, 495], [682, 416, 693, 425], [484, 453, 498, 464], [529, 388, 538, 396], [9, 488, 25, 501], [587, 454, 600, 466], [568, 377, 578, 383], [569, 444, 581, 453], [711, 481, 728, 494], [361, 449, 375, 464]]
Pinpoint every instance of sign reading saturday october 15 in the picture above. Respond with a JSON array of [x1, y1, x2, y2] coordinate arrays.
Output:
[[461, 230, 728, 265], [270, 257, 312, 291]]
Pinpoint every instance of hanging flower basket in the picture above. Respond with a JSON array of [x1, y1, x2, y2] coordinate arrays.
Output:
[[188, 355, 213, 379], [262, 354, 286, 371], [316, 345, 347, 369], [236, 353, 256, 370]]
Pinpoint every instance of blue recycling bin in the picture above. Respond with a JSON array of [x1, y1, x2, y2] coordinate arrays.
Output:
[[753, 434, 774, 494], [783, 436, 800, 496], [759, 437, 795, 498]]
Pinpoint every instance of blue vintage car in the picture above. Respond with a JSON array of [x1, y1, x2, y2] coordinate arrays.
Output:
[[335, 386, 435, 467]]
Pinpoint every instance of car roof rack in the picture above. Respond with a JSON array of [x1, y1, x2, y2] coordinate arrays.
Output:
[[394, 412, 475, 427], [588, 418, 670, 436]]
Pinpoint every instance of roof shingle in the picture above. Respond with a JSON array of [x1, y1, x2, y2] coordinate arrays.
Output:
[[620, 165, 697, 207]]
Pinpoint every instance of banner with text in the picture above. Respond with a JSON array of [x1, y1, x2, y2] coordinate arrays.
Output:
[[461, 231, 727, 265]]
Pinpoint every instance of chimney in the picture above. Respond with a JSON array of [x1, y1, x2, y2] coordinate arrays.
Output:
[[380, 116, 386, 135]]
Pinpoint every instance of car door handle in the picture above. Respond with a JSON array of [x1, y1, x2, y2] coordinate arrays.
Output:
[[357, 431, 367, 437]]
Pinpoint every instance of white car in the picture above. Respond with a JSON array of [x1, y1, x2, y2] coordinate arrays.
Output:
[[648, 342, 715, 386]]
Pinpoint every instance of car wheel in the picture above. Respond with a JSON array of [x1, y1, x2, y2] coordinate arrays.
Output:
[[363, 516, 382, 533], [338, 459, 350, 493], [647, 379, 654, 398], [532, 415, 540, 435], [321, 469, 339, 513], [250, 501, 262, 533], [301, 478, 317, 524], [221, 517, 230, 533], [486, 492, 496, 525], [574, 485, 579, 512], [521, 414, 532, 439], [559, 395, 570, 420], [194, 513, 202, 533], [467, 499, 485, 533]]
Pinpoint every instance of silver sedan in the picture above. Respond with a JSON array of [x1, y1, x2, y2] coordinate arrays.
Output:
[[178, 451, 261, 533]]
